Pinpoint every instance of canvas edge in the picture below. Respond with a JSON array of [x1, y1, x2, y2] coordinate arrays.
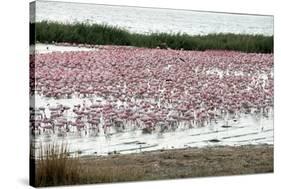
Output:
[[29, 1, 36, 187]]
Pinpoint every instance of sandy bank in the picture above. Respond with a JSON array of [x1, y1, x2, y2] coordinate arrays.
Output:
[[76, 144, 273, 183]]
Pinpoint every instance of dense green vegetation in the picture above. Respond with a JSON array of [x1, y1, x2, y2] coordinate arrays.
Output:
[[33, 21, 273, 53]]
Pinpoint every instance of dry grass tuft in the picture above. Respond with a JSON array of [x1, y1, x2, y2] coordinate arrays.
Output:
[[35, 143, 81, 187]]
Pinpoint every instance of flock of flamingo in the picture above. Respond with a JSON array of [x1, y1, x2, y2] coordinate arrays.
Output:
[[30, 46, 273, 138]]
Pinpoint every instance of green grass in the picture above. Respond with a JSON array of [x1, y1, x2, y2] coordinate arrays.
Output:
[[32, 21, 273, 53]]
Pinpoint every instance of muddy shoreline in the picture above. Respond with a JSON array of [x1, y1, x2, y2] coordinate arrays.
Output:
[[76, 144, 273, 184]]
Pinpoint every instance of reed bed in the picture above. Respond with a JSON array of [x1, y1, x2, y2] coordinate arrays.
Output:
[[31, 21, 273, 53]]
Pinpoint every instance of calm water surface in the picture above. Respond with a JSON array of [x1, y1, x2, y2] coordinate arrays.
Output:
[[32, 1, 273, 35]]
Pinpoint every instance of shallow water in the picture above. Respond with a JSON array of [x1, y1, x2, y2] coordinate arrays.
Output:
[[31, 93, 273, 157], [32, 1, 273, 36]]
